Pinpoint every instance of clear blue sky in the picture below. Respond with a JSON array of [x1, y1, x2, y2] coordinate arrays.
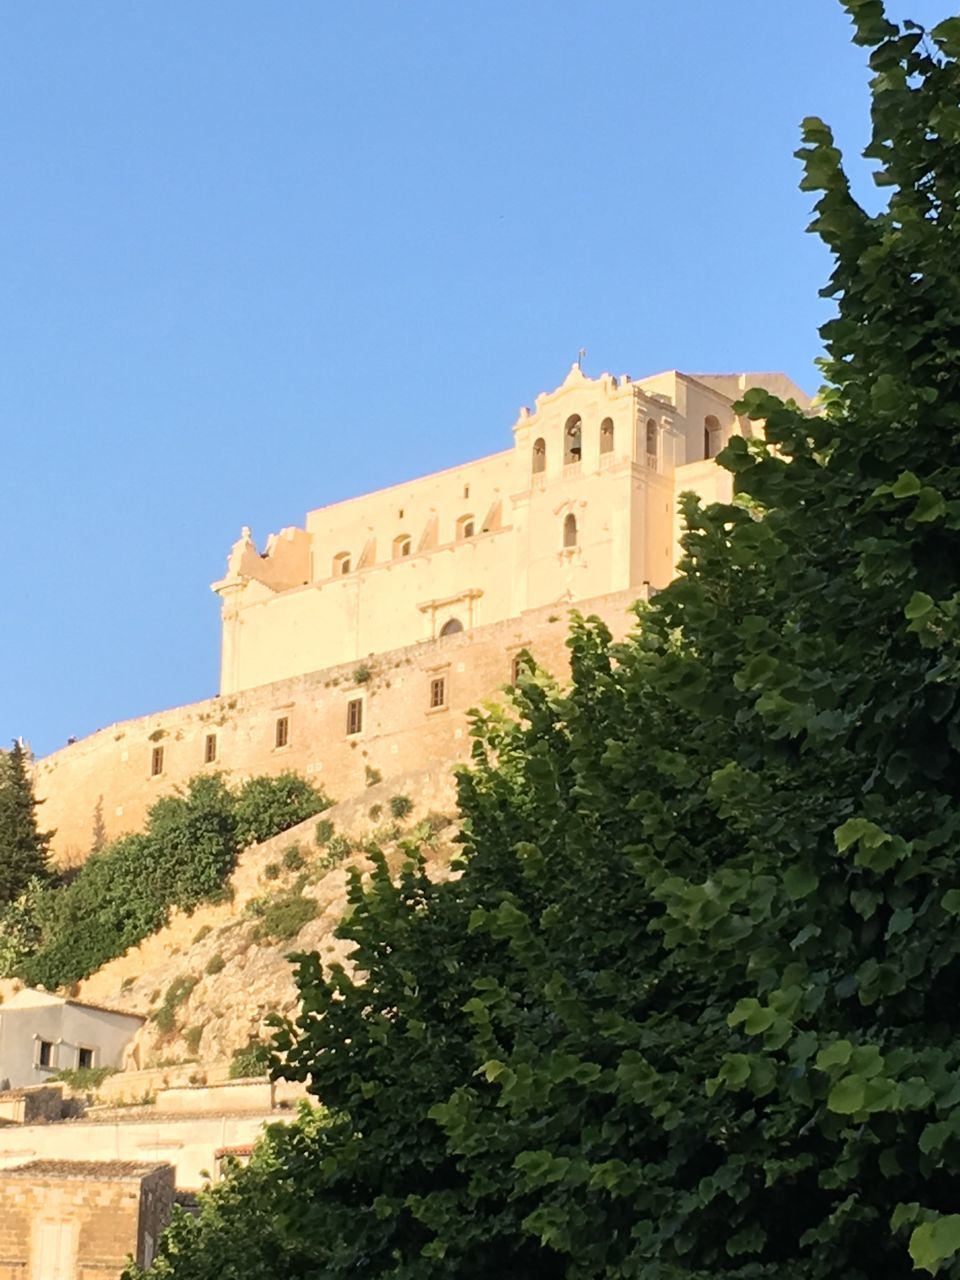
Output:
[[1, 0, 951, 758]]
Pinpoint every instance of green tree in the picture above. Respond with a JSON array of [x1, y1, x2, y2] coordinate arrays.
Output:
[[233, 772, 331, 849], [0, 740, 51, 905], [131, 6, 960, 1278]]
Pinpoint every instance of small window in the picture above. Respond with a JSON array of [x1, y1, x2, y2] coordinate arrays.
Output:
[[38, 1040, 54, 1069], [564, 414, 582, 465], [430, 677, 446, 709], [511, 653, 528, 683], [439, 618, 463, 637], [600, 418, 614, 454], [346, 698, 363, 735], [563, 513, 578, 549], [204, 733, 217, 764], [151, 746, 164, 777], [393, 534, 411, 558], [463, 484, 470, 499], [646, 418, 658, 466], [275, 717, 289, 749], [333, 551, 351, 576], [77, 1047, 94, 1071], [456, 515, 475, 540], [532, 437, 546, 474], [704, 415, 721, 460]]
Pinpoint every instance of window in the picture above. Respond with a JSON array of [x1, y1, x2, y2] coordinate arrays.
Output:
[[38, 1039, 54, 1069], [393, 534, 411, 558], [532, 437, 546, 474], [439, 618, 463, 637], [704, 415, 721, 459], [646, 418, 658, 467], [511, 652, 529, 683], [463, 484, 470, 498], [333, 551, 351, 576], [346, 698, 363, 735], [275, 716, 289, 748], [564, 414, 582, 464], [77, 1046, 94, 1070], [151, 746, 164, 777], [430, 677, 446, 709], [563, 513, 578, 549], [204, 733, 217, 764], [600, 418, 614, 454], [456, 515, 475, 540]]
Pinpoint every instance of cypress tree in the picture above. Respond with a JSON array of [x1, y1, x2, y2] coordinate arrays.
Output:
[[0, 740, 52, 905]]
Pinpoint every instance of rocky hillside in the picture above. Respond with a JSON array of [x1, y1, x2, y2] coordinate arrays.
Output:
[[64, 765, 459, 1074]]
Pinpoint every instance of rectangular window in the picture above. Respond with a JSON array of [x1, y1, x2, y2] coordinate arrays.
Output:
[[151, 746, 164, 776], [38, 1039, 54, 1069], [275, 716, 289, 749], [346, 698, 363, 735], [511, 654, 525, 684], [430, 677, 446, 709], [204, 732, 217, 764], [77, 1046, 94, 1070]]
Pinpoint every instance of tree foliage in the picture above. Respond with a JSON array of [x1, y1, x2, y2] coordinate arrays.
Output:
[[11, 770, 330, 990], [132, 7, 960, 1278], [0, 740, 51, 905], [233, 772, 332, 849]]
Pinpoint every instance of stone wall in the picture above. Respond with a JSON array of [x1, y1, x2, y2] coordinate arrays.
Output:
[[0, 1160, 174, 1278], [35, 588, 640, 863], [0, 1113, 284, 1190]]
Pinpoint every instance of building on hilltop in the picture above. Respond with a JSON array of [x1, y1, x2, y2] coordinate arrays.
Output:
[[212, 364, 809, 694], [35, 365, 808, 862]]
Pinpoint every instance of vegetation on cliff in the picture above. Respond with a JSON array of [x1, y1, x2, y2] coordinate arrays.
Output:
[[133, 6, 960, 1277], [0, 771, 330, 989], [0, 740, 51, 905]]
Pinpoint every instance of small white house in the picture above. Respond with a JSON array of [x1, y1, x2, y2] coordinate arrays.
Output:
[[0, 988, 144, 1089]]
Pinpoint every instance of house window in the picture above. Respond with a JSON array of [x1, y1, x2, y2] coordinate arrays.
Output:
[[204, 733, 217, 764], [600, 418, 614, 453], [151, 746, 164, 777], [77, 1046, 94, 1070], [275, 717, 289, 748], [38, 1039, 54, 1069], [333, 551, 351, 576], [393, 534, 411, 558], [511, 653, 528, 683], [704, 415, 721, 459], [429, 677, 446, 709], [456, 515, 475, 540], [646, 418, 658, 467], [563, 513, 578, 549], [564, 414, 582, 464], [346, 698, 363, 736], [463, 484, 470, 498], [439, 618, 463, 637], [532, 437, 546, 474]]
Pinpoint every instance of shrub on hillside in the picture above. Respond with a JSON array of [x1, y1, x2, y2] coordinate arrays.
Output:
[[234, 774, 331, 849], [388, 794, 412, 820], [252, 892, 316, 943], [16, 770, 326, 991], [229, 1037, 271, 1080], [152, 975, 198, 1036]]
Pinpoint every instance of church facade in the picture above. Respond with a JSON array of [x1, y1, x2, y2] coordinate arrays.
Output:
[[35, 365, 808, 861]]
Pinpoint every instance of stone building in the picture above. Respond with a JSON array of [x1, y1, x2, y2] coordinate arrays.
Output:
[[0, 1160, 174, 1278], [34, 365, 808, 861]]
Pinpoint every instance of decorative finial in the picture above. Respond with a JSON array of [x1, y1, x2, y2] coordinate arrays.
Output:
[[577, 347, 587, 371]]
